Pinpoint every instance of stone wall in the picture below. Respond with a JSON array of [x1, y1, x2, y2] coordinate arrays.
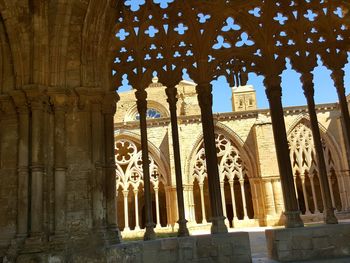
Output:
[[266, 223, 350, 262]]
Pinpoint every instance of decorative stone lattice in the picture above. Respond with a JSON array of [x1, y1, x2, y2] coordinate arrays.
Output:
[[115, 139, 166, 191]]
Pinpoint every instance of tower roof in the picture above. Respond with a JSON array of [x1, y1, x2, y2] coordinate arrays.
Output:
[[232, 85, 255, 93]]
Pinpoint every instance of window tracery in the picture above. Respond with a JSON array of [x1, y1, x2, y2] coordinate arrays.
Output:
[[115, 138, 166, 190], [288, 120, 342, 213], [192, 132, 254, 223]]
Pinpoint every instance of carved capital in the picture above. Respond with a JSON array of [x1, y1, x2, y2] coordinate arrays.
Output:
[[300, 73, 314, 99], [165, 86, 178, 106], [74, 87, 104, 111], [0, 95, 16, 115], [47, 88, 70, 112], [331, 69, 345, 93], [135, 89, 148, 113], [102, 92, 119, 114], [196, 82, 212, 109], [10, 90, 29, 114], [24, 85, 49, 111]]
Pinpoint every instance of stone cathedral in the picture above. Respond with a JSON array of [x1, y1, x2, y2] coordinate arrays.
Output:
[[0, 0, 350, 262]]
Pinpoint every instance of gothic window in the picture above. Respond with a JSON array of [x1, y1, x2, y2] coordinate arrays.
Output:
[[135, 108, 162, 120], [288, 120, 342, 213], [192, 132, 254, 225], [115, 138, 168, 230]]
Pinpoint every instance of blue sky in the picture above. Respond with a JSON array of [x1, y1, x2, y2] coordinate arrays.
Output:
[[118, 54, 350, 113], [211, 54, 350, 112]]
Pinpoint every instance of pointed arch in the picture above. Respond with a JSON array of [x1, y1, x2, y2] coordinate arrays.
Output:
[[287, 115, 343, 212], [287, 114, 343, 173], [185, 122, 257, 185], [114, 130, 170, 186]]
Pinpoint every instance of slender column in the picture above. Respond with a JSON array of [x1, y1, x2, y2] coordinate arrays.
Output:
[[310, 175, 320, 213], [239, 179, 249, 219], [199, 183, 207, 224], [220, 182, 229, 225], [328, 176, 336, 208], [135, 89, 156, 240], [229, 180, 237, 222], [264, 179, 276, 216], [27, 93, 46, 238], [103, 95, 121, 242], [13, 94, 30, 238], [165, 86, 189, 236], [301, 177, 310, 214], [272, 179, 284, 215], [196, 83, 227, 234], [123, 190, 130, 231], [91, 101, 106, 229], [52, 95, 67, 236], [264, 76, 303, 228], [134, 189, 140, 230], [154, 187, 161, 228], [301, 73, 337, 224], [332, 69, 350, 167]]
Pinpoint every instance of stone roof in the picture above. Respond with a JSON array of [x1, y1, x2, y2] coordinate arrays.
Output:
[[232, 85, 255, 93]]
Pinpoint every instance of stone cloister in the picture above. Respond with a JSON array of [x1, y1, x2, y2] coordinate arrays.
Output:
[[0, 0, 350, 262]]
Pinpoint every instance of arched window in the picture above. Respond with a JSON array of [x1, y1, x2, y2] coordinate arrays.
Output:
[[115, 138, 168, 230], [288, 120, 342, 214], [135, 108, 162, 120], [192, 132, 254, 226]]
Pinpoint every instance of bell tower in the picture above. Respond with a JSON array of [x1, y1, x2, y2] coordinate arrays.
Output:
[[231, 85, 257, 112]]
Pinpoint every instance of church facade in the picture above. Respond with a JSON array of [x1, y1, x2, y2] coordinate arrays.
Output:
[[114, 79, 350, 235]]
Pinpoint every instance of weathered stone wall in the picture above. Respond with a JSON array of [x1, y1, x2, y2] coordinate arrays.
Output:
[[266, 223, 350, 262]]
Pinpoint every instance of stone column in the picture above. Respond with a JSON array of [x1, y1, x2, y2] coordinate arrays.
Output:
[[103, 94, 121, 242], [264, 76, 304, 228], [309, 175, 320, 213], [272, 179, 284, 215], [12, 92, 30, 238], [134, 189, 140, 230], [301, 177, 310, 214], [264, 179, 276, 216], [91, 97, 106, 230], [332, 69, 350, 167], [239, 179, 249, 220], [154, 187, 161, 229], [26, 90, 47, 239], [199, 183, 207, 224], [196, 83, 227, 234], [301, 73, 337, 224], [328, 176, 336, 208], [135, 89, 156, 240], [50, 92, 68, 237], [123, 190, 130, 231], [220, 182, 229, 225], [165, 86, 189, 236], [229, 180, 237, 222]]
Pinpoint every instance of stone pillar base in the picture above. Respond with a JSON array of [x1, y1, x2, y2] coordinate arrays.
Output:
[[266, 223, 350, 262], [210, 216, 228, 234], [284, 210, 304, 228]]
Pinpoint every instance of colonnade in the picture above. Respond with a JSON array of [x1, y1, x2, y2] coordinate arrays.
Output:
[[118, 185, 166, 231], [128, 66, 350, 240]]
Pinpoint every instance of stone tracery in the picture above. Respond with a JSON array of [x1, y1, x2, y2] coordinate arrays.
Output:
[[288, 120, 342, 214], [115, 138, 168, 230], [192, 132, 255, 225]]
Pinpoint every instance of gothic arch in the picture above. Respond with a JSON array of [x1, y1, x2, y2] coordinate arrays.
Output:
[[187, 123, 256, 223], [185, 123, 256, 184], [287, 116, 343, 213], [114, 130, 170, 185], [287, 114, 343, 173]]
